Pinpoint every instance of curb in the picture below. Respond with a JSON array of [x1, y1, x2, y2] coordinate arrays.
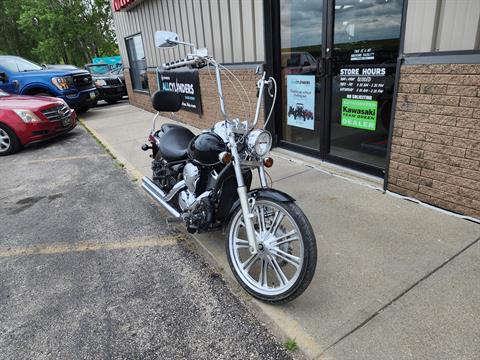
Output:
[[79, 118, 325, 359]]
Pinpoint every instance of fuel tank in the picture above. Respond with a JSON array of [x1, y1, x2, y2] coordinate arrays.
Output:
[[188, 132, 226, 166]]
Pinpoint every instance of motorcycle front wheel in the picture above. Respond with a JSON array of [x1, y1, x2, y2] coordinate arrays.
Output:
[[226, 198, 317, 304]]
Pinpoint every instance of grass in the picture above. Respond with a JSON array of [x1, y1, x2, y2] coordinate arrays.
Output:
[[283, 338, 298, 352], [79, 119, 125, 168]]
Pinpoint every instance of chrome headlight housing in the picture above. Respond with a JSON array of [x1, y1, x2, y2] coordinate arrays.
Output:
[[247, 129, 272, 158]]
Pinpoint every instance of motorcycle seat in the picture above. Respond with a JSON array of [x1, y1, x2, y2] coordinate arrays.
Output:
[[158, 123, 195, 162]]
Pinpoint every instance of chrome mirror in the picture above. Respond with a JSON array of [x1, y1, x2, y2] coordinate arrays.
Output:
[[155, 31, 179, 48]]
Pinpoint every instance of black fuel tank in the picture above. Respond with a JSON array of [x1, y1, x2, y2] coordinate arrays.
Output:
[[188, 132, 226, 166]]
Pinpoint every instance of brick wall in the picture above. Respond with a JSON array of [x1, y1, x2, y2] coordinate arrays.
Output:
[[388, 63, 480, 218], [124, 67, 263, 131]]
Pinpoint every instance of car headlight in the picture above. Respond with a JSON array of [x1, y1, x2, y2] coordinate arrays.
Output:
[[247, 129, 272, 157], [13, 109, 42, 123], [51, 76, 74, 90], [95, 79, 107, 87]]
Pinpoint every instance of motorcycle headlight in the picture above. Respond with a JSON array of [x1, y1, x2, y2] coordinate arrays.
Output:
[[95, 79, 107, 87], [51, 76, 74, 90], [247, 129, 272, 158], [13, 109, 42, 123]]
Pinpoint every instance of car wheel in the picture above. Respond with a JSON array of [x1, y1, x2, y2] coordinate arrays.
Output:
[[76, 105, 91, 113], [0, 123, 21, 156], [35, 92, 54, 97]]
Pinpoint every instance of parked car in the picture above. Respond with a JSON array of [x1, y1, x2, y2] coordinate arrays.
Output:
[[0, 90, 77, 156], [84, 63, 126, 105], [109, 65, 127, 97], [0, 55, 97, 113]]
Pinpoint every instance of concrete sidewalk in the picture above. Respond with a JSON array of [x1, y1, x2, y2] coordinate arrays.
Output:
[[81, 102, 480, 359]]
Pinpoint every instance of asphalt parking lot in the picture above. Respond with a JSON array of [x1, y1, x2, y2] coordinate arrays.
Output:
[[0, 126, 291, 360]]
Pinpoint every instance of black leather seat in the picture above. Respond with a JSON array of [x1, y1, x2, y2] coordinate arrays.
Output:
[[158, 123, 195, 162]]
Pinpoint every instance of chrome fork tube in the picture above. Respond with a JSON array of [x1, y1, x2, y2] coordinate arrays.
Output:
[[229, 131, 258, 255], [258, 165, 268, 188]]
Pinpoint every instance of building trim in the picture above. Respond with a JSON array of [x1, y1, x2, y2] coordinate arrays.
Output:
[[383, 0, 409, 190], [403, 51, 480, 64]]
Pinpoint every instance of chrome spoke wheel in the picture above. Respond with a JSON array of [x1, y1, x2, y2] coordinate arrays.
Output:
[[228, 199, 304, 297], [0, 129, 11, 153]]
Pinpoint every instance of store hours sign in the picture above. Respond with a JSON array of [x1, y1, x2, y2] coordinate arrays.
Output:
[[156, 69, 203, 115], [338, 66, 387, 131]]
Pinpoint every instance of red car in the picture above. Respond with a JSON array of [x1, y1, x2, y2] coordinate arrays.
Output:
[[0, 90, 77, 155]]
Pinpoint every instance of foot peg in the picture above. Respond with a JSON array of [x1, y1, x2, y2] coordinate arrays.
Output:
[[141, 144, 152, 151]]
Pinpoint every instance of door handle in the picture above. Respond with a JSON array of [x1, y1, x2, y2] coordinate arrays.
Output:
[[317, 58, 326, 77]]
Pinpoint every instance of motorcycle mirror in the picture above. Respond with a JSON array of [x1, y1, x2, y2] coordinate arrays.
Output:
[[155, 31, 180, 48]]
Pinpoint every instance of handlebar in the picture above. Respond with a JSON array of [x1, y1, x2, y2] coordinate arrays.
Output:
[[163, 56, 207, 70]]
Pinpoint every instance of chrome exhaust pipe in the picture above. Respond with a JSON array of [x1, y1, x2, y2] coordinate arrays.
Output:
[[142, 176, 181, 218]]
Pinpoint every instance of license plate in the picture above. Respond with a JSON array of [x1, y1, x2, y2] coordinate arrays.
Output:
[[89, 91, 96, 100]]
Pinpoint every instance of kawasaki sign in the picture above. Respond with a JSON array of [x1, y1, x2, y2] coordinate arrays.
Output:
[[341, 99, 378, 131]]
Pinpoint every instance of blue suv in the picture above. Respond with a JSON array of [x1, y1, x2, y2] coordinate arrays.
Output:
[[0, 56, 97, 112]]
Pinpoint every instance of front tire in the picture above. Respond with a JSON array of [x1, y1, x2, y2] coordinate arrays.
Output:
[[0, 123, 21, 156], [226, 198, 317, 304]]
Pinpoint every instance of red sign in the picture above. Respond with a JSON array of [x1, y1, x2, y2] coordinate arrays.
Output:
[[112, 0, 136, 11]]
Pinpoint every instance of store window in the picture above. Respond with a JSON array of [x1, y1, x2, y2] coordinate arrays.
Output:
[[125, 34, 149, 91], [329, 0, 403, 169]]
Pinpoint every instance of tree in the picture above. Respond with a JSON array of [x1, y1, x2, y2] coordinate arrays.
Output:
[[0, 0, 36, 59], [0, 0, 119, 66]]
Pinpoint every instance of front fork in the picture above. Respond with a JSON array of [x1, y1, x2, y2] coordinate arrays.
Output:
[[228, 132, 259, 255]]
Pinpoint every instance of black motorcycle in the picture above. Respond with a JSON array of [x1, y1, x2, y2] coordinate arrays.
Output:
[[141, 31, 317, 304]]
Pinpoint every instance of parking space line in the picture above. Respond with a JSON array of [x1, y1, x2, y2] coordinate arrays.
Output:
[[0, 234, 186, 258], [0, 153, 109, 167]]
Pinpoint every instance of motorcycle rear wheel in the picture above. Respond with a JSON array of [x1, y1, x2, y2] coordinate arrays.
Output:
[[226, 198, 317, 304]]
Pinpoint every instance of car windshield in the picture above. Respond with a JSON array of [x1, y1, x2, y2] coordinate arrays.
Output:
[[15, 57, 43, 72], [110, 66, 123, 75], [87, 64, 111, 75]]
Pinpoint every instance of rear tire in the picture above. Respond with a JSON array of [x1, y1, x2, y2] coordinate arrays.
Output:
[[0, 123, 21, 156], [226, 198, 317, 304]]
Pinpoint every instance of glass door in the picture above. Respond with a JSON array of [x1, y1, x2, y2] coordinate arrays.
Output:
[[328, 0, 404, 170], [279, 0, 324, 151], [276, 0, 404, 174]]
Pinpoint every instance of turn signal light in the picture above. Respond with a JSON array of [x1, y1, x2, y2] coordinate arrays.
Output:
[[219, 151, 233, 164], [263, 157, 274, 168]]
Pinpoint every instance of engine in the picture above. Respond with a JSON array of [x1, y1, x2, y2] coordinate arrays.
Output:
[[177, 162, 215, 233], [178, 163, 199, 211]]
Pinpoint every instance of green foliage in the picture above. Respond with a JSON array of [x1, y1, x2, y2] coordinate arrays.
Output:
[[283, 338, 299, 352], [0, 0, 119, 66]]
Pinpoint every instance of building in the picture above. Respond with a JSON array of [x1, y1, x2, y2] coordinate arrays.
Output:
[[111, 0, 480, 219]]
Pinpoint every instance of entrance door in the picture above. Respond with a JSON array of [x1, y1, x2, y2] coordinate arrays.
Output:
[[279, 0, 324, 152], [277, 0, 404, 175]]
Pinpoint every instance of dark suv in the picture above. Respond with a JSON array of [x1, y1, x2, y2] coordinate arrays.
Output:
[[84, 63, 127, 105], [0, 56, 97, 113]]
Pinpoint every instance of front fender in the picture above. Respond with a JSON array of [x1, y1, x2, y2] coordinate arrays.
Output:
[[224, 188, 295, 230]]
